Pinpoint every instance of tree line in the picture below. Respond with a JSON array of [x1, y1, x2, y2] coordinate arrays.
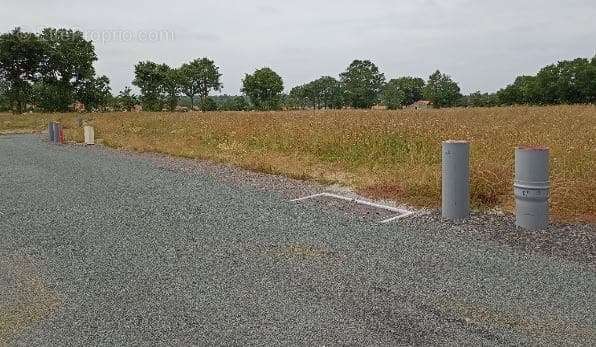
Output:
[[495, 57, 595, 105], [129, 59, 463, 111], [288, 62, 461, 110], [1, 27, 594, 113], [0, 28, 111, 113]]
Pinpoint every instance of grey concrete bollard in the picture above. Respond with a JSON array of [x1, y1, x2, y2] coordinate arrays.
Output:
[[442, 140, 470, 220], [514, 146, 550, 230], [48, 122, 55, 142], [52, 122, 61, 144], [84, 126, 95, 145]]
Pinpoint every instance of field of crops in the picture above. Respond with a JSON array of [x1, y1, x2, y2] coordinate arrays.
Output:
[[1, 105, 594, 222]]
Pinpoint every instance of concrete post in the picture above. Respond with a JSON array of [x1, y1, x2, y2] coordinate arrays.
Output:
[[84, 126, 95, 145], [442, 140, 470, 220], [514, 146, 549, 230], [48, 122, 55, 142], [52, 123, 61, 144]]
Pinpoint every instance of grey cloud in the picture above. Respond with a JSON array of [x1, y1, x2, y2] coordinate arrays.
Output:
[[2, 0, 594, 94], [177, 32, 221, 42], [256, 5, 281, 14]]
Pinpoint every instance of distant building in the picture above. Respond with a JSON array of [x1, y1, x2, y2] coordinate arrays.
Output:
[[372, 105, 387, 110], [408, 100, 433, 110], [69, 101, 86, 112]]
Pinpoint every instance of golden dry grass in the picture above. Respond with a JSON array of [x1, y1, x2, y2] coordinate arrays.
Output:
[[1, 105, 595, 222]]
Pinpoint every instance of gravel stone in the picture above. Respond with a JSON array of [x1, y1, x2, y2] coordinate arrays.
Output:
[[1, 134, 594, 345]]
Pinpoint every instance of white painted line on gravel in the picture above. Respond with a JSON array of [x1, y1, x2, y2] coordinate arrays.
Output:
[[380, 212, 415, 224], [290, 193, 326, 202], [291, 192, 414, 223]]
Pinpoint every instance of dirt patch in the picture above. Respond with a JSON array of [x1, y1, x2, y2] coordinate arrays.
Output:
[[0, 255, 60, 343]]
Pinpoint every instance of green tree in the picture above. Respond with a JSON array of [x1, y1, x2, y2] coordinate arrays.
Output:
[[535, 64, 560, 104], [340, 60, 385, 108], [287, 85, 307, 109], [466, 91, 498, 107], [535, 58, 595, 104], [199, 96, 218, 111], [0, 78, 9, 111], [288, 77, 344, 110], [37, 28, 98, 111], [382, 80, 406, 109], [231, 96, 249, 111], [390, 77, 425, 106], [497, 56, 595, 105], [178, 58, 222, 111], [0, 28, 44, 113], [31, 81, 69, 112], [299, 82, 318, 108], [163, 67, 181, 112], [497, 76, 539, 105], [76, 75, 111, 111], [422, 70, 461, 108], [515, 76, 539, 104], [568, 58, 596, 103], [467, 91, 484, 107], [314, 76, 344, 109], [133, 61, 170, 111], [219, 95, 249, 111], [241, 67, 284, 110], [116, 87, 138, 111]]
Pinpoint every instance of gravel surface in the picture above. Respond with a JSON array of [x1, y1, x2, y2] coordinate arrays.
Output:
[[295, 195, 403, 223], [1, 134, 595, 345]]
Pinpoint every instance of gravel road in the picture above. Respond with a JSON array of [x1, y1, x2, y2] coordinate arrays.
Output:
[[1, 134, 594, 345]]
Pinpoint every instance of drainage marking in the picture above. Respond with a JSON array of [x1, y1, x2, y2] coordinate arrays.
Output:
[[291, 192, 414, 223]]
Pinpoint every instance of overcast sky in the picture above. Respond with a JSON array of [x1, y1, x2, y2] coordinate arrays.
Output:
[[2, 0, 595, 95]]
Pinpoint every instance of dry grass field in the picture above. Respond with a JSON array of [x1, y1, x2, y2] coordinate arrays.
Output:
[[1, 105, 595, 222]]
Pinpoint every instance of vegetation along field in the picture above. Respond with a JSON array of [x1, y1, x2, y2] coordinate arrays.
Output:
[[1, 105, 594, 223]]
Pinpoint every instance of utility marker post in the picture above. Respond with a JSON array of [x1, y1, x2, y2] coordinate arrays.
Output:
[[442, 140, 470, 220], [84, 126, 95, 145], [514, 146, 550, 230], [52, 123, 61, 144], [48, 122, 55, 142]]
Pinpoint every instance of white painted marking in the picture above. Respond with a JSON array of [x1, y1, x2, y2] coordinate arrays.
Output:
[[380, 212, 415, 224], [291, 192, 414, 223], [290, 193, 325, 202]]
